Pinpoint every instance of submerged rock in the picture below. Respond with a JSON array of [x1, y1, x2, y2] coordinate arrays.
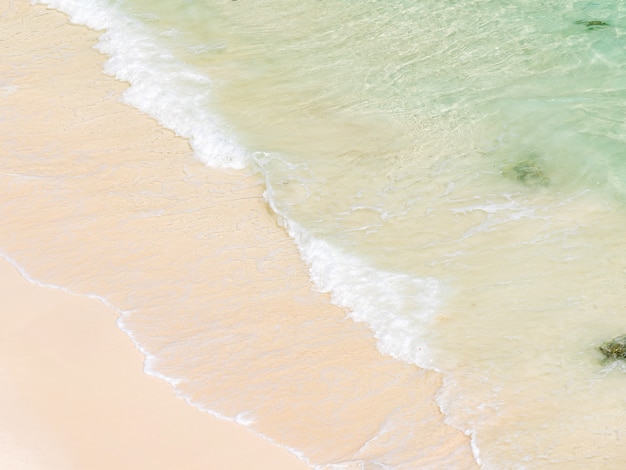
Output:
[[503, 158, 550, 187], [599, 335, 626, 360], [575, 19, 609, 30]]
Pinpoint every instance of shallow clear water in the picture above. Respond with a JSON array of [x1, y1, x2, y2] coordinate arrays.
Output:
[[37, 0, 626, 467]]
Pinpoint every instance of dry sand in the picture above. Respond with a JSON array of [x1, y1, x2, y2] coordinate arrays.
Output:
[[0, 1, 476, 468]]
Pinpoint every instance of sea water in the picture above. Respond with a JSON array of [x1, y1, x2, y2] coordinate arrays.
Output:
[[34, 0, 626, 467]]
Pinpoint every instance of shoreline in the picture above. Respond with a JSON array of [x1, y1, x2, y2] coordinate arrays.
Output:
[[0, 256, 310, 470], [0, 1, 476, 467]]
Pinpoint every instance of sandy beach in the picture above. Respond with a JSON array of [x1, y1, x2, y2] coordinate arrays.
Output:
[[0, 1, 475, 468], [0, 258, 310, 469]]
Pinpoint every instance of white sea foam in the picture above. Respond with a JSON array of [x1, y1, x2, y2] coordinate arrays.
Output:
[[32, 0, 248, 169], [263, 178, 443, 370]]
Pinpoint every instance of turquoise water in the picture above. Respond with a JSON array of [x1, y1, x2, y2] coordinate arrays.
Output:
[[38, 0, 626, 467]]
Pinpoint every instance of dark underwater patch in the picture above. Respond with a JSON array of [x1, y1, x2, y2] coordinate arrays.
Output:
[[599, 335, 626, 362], [503, 157, 550, 187], [575, 19, 610, 30]]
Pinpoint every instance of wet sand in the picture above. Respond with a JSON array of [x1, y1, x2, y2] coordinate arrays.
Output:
[[0, 258, 309, 470], [0, 1, 476, 468]]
